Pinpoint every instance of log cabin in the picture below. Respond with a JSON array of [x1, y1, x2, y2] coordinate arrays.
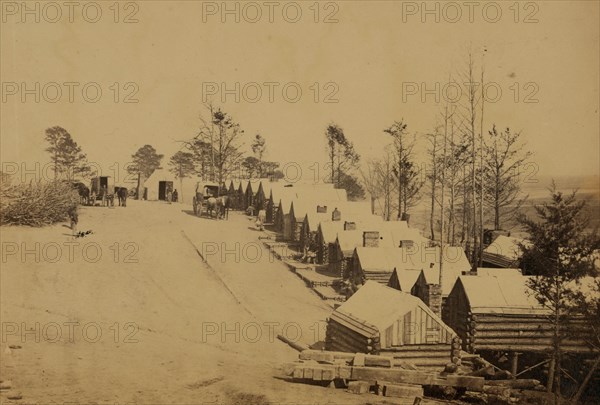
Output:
[[288, 189, 347, 243], [331, 222, 428, 280], [314, 212, 383, 265], [442, 274, 598, 355], [351, 246, 424, 287], [326, 281, 457, 370]]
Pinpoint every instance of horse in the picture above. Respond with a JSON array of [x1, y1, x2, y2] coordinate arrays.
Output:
[[116, 187, 128, 207], [206, 197, 218, 218], [216, 195, 230, 220], [71, 182, 90, 205]]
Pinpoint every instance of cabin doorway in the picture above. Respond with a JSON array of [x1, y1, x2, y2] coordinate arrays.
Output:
[[158, 181, 173, 200]]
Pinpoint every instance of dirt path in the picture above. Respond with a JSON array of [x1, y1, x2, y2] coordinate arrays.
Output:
[[2, 200, 446, 404]]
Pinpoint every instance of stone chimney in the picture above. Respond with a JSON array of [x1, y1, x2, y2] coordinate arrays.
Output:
[[426, 284, 443, 317], [332, 208, 341, 222], [400, 212, 410, 223], [344, 221, 356, 231], [399, 240, 414, 249], [317, 205, 328, 213], [363, 231, 380, 248]]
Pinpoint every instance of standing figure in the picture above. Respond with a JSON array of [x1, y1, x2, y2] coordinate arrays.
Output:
[[68, 205, 79, 235], [172, 189, 178, 203], [101, 185, 107, 207]]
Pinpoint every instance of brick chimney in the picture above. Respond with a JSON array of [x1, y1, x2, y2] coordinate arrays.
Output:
[[363, 231, 380, 248], [344, 221, 356, 231], [317, 205, 328, 213], [332, 208, 341, 222]]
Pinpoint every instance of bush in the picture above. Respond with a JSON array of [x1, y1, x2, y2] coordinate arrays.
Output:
[[0, 178, 80, 226]]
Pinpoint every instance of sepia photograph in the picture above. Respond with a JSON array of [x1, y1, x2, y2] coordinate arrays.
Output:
[[1, 1, 599, 404]]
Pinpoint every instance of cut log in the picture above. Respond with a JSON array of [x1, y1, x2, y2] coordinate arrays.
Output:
[[486, 379, 541, 389], [277, 334, 309, 352], [299, 350, 335, 363], [483, 385, 511, 397], [467, 366, 495, 378]]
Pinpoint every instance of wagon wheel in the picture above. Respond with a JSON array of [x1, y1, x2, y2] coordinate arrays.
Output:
[[192, 196, 198, 215], [200, 200, 205, 217]]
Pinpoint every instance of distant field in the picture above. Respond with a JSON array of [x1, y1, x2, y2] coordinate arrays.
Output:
[[387, 175, 600, 238]]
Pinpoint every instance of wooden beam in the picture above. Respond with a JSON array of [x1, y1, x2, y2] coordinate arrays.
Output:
[[510, 352, 519, 376], [350, 366, 485, 391]]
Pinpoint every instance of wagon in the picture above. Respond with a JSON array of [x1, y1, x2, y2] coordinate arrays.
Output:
[[90, 176, 115, 206], [192, 181, 220, 216]]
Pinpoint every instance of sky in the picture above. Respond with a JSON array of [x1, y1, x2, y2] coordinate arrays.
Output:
[[1, 0, 599, 185]]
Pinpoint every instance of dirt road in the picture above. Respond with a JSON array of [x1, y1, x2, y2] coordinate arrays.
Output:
[[1, 200, 431, 404]]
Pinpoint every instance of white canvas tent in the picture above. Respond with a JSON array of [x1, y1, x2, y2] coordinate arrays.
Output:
[[143, 169, 199, 204]]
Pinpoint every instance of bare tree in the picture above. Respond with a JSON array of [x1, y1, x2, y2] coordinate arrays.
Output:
[[426, 127, 441, 240], [455, 51, 485, 270], [484, 125, 532, 229], [360, 146, 397, 221], [189, 103, 245, 191]]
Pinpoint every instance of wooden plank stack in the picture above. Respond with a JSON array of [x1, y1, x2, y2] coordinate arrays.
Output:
[[284, 349, 551, 402]]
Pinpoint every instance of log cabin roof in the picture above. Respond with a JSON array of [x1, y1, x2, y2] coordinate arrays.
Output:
[[333, 281, 456, 339], [336, 230, 398, 254], [292, 198, 347, 221], [455, 275, 546, 315], [476, 267, 523, 277], [305, 201, 373, 228], [275, 184, 347, 215], [482, 235, 528, 267], [391, 268, 423, 291], [416, 247, 473, 296], [335, 222, 429, 255], [259, 180, 287, 200], [317, 215, 384, 244]]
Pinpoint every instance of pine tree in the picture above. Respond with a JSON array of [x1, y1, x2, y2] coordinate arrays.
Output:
[[518, 184, 600, 402]]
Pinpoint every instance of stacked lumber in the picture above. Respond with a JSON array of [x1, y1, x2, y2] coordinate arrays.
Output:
[[325, 315, 381, 354], [465, 313, 596, 353], [285, 350, 485, 392], [284, 349, 554, 402]]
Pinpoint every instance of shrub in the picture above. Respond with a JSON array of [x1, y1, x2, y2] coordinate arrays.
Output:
[[0, 178, 80, 226]]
